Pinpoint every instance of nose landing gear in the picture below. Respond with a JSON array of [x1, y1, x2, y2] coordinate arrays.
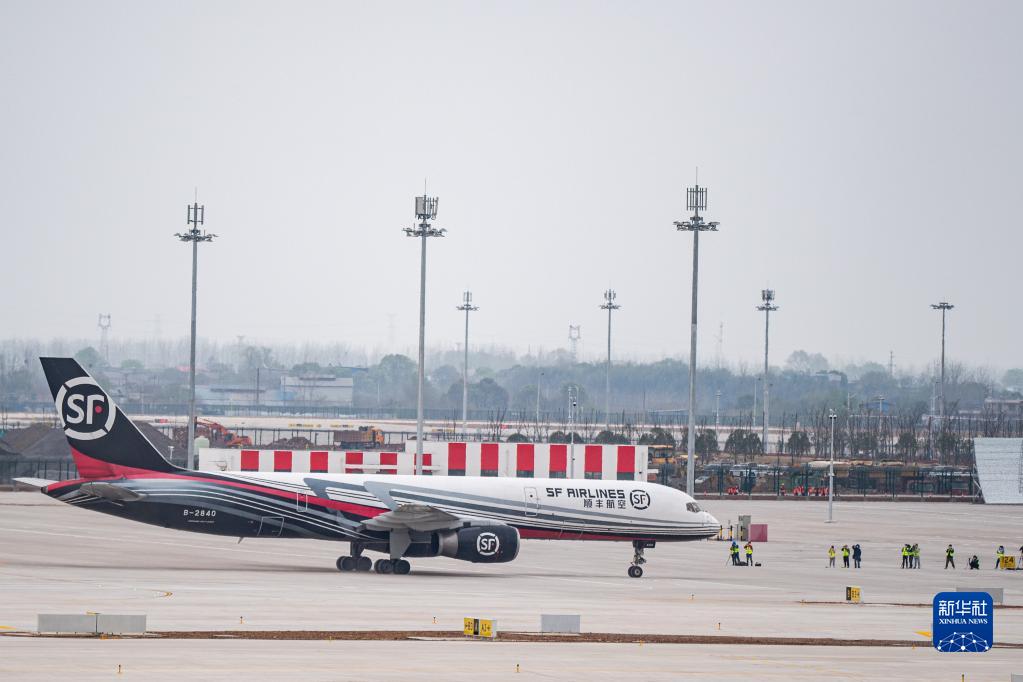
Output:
[[628, 540, 652, 578]]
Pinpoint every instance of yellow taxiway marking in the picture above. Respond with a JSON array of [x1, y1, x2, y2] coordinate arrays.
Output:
[[0, 625, 16, 630], [914, 630, 931, 638]]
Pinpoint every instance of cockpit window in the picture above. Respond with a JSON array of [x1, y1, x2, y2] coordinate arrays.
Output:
[[686, 502, 702, 513]]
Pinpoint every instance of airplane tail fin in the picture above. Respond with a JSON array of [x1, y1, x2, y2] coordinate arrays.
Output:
[[39, 357, 181, 478]]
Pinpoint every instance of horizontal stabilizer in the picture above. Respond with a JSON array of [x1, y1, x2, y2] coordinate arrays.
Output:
[[12, 477, 57, 491]]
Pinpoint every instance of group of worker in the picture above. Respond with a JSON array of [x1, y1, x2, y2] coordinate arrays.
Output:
[[728, 540, 755, 566], [900, 543, 921, 568], [827, 544, 862, 568]]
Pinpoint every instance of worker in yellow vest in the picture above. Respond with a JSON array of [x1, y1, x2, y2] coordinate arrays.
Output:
[[828, 545, 836, 568], [945, 544, 955, 569], [744, 541, 753, 567], [995, 545, 1005, 569], [841, 544, 851, 568], [901, 544, 910, 569]]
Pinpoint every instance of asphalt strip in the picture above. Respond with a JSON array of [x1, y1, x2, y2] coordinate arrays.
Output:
[[3, 630, 1022, 648]]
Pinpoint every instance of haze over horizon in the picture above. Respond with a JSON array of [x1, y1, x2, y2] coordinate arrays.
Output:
[[4, 2, 1020, 371]]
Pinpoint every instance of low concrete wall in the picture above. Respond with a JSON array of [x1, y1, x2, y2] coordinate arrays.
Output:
[[541, 614, 581, 634], [37, 614, 146, 634]]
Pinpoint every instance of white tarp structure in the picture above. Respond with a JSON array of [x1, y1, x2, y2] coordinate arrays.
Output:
[[974, 438, 1023, 504]]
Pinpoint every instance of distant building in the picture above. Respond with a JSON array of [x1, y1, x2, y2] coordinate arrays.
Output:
[[813, 370, 847, 385], [984, 397, 1023, 418], [280, 375, 353, 408], [196, 374, 353, 408]]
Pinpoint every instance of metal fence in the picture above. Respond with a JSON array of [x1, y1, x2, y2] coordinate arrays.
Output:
[[0, 459, 78, 486]]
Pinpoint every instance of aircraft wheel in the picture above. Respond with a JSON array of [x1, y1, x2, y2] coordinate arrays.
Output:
[[628, 565, 644, 578], [356, 556, 372, 572], [393, 559, 411, 575], [337, 556, 355, 572], [378, 559, 394, 574]]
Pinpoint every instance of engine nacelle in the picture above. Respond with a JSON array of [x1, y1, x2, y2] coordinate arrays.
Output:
[[438, 525, 520, 563]]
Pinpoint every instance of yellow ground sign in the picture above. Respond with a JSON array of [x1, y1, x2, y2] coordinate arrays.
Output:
[[1000, 556, 1017, 569], [463, 617, 496, 638], [845, 586, 861, 603]]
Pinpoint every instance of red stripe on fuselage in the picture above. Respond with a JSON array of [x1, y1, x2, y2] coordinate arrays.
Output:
[[48, 457, 386, 520]]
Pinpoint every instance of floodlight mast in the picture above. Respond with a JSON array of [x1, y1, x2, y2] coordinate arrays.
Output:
[[930, 301, 954, 420], [827, 410, 837, 523], [456, 290, 479, 435], [599, 289, 620, 430], [175, 201, 216, 470], [674, 183, 719, 497], [404, 194, 445, 476], [756, 289, 778, 459]]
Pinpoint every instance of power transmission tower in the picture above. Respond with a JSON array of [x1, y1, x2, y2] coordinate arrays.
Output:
[[97, 314, 112, 363], [568, 325, 581, 362]]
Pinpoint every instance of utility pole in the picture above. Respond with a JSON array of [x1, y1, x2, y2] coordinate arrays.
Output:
[[456, 290, 478, 434], [931, 302, 954, 420], [568, 384, 578, 478], [715, 390, 721, 430], [827, 410, 836, 523], [404, 193, 445, 475], [674, 180, 719, 497], [599, 289, 620, 430], [175, 200, 216, 470], [756, 289, 778, 458]]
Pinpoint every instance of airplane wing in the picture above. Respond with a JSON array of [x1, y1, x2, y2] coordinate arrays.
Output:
[[361, 503, 463, 532]]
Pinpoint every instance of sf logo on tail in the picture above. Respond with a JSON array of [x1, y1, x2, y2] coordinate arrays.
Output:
[[54, 377, 117, 440]]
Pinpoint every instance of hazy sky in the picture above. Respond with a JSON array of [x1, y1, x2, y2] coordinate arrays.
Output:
[[3, 1, 1021, 371]]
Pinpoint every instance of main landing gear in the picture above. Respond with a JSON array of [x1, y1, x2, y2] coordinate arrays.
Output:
[[628, 540, 651, 578], [336, 543, 412, 575], [335, 555, 372, 572], [373, 558, 411, 575]]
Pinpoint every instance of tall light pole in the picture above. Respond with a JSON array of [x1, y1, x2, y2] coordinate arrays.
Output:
[[404, 194, 445, 475], [756, 290, 778, 458], [568, 384, 578, 478], [931, 301, 954, 420], [456, 290, 478, 434], [827, 410, 836, 523], [675, 183, 719, 496], [715, 390, 721, 430], [175, 201, 216, 470], [599, 289, 620, 430]]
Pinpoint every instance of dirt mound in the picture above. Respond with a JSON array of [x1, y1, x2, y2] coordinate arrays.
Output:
[[266, 436, 316, 450]]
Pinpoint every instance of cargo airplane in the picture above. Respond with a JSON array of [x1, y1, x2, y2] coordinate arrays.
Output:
[[17, 358, 719, 577]]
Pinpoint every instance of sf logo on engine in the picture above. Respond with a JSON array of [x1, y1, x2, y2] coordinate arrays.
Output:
[[476, 532, 500, 556], [629, 490, 651, 510], [54, 377, 116, 441]]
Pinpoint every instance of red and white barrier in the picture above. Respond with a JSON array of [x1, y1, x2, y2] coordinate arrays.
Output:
[[198, 442, 649, 480]]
